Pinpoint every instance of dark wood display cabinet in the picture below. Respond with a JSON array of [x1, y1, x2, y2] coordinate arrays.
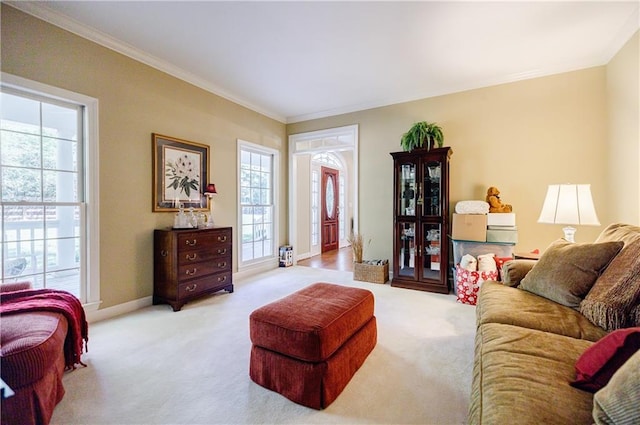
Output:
[[390, 147, 453, 293], [154, 227, 233, 311]]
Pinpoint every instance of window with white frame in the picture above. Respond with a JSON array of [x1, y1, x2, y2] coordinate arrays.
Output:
[[1, 76, 99, 308], [238, 141, 277, 265], [311, 170, 319, 246], [339, 175, 345, 240]]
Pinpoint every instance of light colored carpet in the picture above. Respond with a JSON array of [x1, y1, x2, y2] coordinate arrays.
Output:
[[50, 266, 477, 425]]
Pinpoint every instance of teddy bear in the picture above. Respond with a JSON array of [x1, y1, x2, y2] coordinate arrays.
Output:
[[486, 186, 513, 213], [460, 254, 477, 271], [477, 253, 497, 272]]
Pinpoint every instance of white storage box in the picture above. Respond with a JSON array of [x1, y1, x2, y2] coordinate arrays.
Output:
[[487, 213, 516, 227]]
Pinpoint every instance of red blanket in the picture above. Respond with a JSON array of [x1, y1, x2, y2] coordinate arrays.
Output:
[[0, 289, 89, 370]]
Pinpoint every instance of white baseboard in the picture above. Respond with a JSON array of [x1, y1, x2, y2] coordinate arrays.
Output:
[[296, 252, 312, 261], [86, 296, 152, 323], [235, 261, 279, 280], [87, 265, 281, 323]]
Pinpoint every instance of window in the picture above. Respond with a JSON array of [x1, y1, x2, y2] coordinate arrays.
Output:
[[339, 175, 345, 240], [238, 141, 278, 266], [1, 74, 99, 308], [311, 170, 319, 246]]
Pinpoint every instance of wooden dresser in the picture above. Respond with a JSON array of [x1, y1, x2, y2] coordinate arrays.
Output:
[[153, 227, 233, 311]]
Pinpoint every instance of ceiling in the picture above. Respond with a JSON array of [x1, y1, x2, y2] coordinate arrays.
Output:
[[9, 1, 639, 123]]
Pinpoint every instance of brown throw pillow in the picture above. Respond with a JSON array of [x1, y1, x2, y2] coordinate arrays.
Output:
[[520, 239, 623, 308], [580, 238, 640, 331]]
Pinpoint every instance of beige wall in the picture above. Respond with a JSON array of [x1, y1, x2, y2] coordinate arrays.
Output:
[[1, 5, 287, 309], [288, 65, 635, 262], [607, 31, 640, 225]]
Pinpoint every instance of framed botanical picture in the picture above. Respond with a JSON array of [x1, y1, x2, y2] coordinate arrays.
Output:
[[152, 133, 209, 212]]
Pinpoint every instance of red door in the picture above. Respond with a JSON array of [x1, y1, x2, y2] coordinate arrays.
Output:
[[321, 166, 339, 253]]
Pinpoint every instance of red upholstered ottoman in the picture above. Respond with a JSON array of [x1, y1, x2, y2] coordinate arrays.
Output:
[[249, 282, 377, 409]]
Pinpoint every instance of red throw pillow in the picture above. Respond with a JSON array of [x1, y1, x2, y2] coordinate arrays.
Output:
[[571, 327, 640, 392]]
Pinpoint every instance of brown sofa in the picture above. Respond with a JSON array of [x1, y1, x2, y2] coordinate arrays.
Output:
[[468, 223, 640, 424], [1, 282, 87, 425]]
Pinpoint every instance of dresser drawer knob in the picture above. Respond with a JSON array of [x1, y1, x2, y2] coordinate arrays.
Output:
[[185, 268, 198, 276], [186, 253, 197, 261], [185, 239, 197, 246], [217, 248, 227, 255], [160, 250, 168, 257], [217, 262, 227, 269], [218, 275, 227, 283], [185, 283, 198, 292], [217, 235, 227, 242]]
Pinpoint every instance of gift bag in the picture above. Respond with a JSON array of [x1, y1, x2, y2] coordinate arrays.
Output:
[[455, 265, 499, 305]]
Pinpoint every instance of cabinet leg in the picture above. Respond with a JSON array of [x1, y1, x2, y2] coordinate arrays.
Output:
[[225, 284, 234, 293]]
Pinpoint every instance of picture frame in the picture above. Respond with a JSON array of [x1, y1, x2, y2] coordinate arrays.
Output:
[[152, 133, 209, 212]]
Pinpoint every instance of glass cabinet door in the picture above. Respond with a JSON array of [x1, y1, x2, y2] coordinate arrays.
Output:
[[422, 223, 442, 281], [398, 163, 416, 217], [396, 222, 417, 279], [423, 160, 441, 216]]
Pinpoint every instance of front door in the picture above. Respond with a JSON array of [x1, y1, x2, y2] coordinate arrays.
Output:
[[321, 166, 339, 253]]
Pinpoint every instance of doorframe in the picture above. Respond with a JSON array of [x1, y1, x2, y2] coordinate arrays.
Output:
[[288, 124, 359, 264]]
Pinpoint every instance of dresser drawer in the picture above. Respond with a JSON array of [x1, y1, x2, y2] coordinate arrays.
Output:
[[177, 243, 231, 265], [177, 272, 232, 299], [177, 258, 231, 282], [177, 230, 230, 250]]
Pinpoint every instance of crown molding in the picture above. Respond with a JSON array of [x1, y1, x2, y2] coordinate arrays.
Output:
[[599, 4, 640, 63], [5, 1, 287, 124]]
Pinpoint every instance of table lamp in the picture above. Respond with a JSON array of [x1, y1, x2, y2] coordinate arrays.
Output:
[[204, 183, 217, 226], [537, 184, 600, 243]]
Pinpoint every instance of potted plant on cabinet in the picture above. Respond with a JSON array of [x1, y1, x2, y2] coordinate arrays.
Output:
[[400, 121, 444, 152]]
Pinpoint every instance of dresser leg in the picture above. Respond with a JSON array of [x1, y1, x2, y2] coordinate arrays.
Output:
[[225, 284, 234, 293]]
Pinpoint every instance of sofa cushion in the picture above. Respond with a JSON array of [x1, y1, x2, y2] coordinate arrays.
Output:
[[469, 323, 594, 425], [571, 327, 640, 392], [595, 223, 640, 245], [477, 281, 607, 341], [592, 350, 640, 425], [520, 239, 623, 308], [580, 238, 640, 331]]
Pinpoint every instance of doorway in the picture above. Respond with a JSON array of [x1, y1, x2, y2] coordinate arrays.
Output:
[[288, 125, 358, 265]]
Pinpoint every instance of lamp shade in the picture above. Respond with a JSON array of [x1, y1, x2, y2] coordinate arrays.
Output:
[[205, 183, 217, 194], [538, 184, 600, 226]]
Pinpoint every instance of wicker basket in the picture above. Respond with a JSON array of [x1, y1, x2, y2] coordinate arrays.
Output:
[[353, 262, 389, 284]]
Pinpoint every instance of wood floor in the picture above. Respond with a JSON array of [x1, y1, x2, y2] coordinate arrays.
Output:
[[297, 246, 353, 272]]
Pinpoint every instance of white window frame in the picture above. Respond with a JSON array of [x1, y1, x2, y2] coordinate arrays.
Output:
[[237, 139, 279, 269], [1, 73, 101, 311]]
